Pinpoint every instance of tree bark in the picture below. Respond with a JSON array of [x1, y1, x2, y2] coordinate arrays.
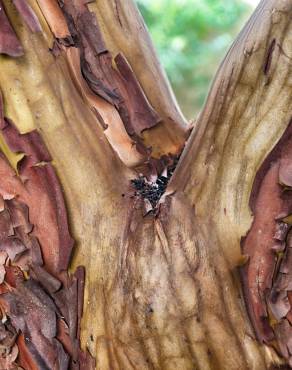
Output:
[[0, 0, 291, 369]]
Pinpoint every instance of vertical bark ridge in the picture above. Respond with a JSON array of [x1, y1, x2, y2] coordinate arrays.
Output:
[[171, 0, 292, 264], [81, 192, 271, 369], [169, 0, 292, 366]]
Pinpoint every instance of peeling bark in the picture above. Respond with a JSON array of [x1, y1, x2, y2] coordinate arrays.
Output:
[[0, 0, 23, 57], [0, 0, 291, 369]]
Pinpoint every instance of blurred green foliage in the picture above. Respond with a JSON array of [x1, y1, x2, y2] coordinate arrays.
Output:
[[135, 0, 252, 119]]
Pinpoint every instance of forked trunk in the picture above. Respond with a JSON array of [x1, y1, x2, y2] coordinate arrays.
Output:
[[0, 0, 291, 369]]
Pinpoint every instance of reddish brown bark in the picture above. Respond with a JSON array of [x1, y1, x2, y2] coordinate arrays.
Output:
[[0, 0, 291, 369]]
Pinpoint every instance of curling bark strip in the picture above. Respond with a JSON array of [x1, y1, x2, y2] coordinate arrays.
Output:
[[242, 120, 292, 366], [0, 94, 94, 368]]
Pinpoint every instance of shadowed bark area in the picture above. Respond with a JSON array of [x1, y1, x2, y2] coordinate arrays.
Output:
[[0, 0, 291, 369]]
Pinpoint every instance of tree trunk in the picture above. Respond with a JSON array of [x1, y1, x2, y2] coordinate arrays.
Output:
[[0, 0, 291, 369]]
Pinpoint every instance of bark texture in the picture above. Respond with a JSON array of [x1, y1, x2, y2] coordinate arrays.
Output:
[[0, 0, 291, 369]]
